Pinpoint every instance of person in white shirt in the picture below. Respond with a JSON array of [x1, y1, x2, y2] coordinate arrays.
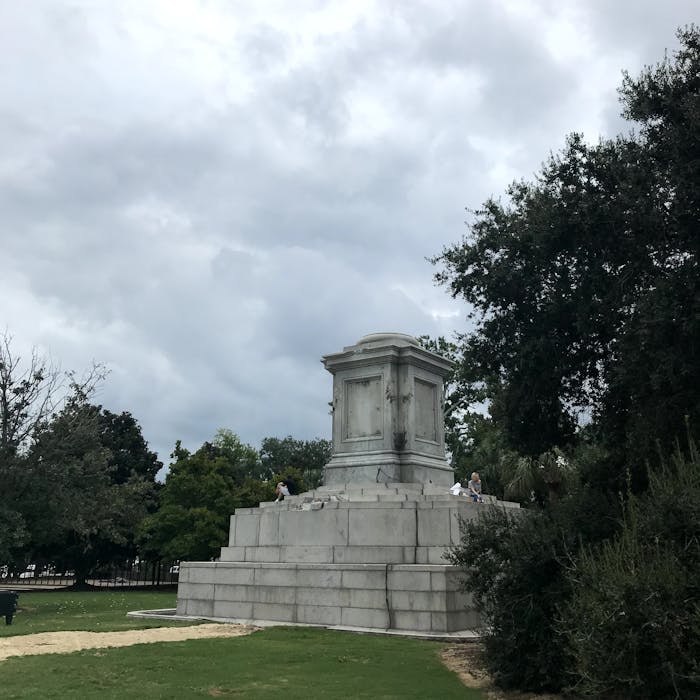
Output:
[[274, 482, 290, 502]]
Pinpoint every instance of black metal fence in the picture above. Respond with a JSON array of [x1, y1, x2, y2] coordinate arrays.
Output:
[[0, 561, 179, 588]]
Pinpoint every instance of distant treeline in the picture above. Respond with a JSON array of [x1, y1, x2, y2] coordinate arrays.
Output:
[[0, 332, 329, 583]]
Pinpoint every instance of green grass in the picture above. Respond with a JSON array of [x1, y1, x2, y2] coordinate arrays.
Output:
[[1, 626, 482, 699], [0, 589, 188, 637], [0, 591, 483, 698]]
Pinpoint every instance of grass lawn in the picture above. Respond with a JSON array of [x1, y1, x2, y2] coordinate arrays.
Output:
[[0, 591, 483, 698], [1, 626, 481, 699], [0, 589, 187, 637]]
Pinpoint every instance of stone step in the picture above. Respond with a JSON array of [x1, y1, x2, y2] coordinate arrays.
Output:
[[219, 544, 452, 565], [254, 490, 518, 510]]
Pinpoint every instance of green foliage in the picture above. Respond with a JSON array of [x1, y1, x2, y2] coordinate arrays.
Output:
[[20, 398, 156, 582], [416, 336, 480, 475], [0, 333, 58, 459], [214, 428, 263, 482], [503, 447, 579, 505], [0, 333, 160, 578], [451, 414, 508, 495], [139, 433, 259, 561], [259, 435, 331, 488], [448, 488, 617, 692], [440, 31, 700, 696], [561, 437, 700, 698], [433, 27, 700, 491], [235, 475, 277, 509], [0, 504, 27, 563], [0, 334, 105, 562], [97, 408, 162, 484], [140, 433, 326, 561], [450, 434, 700, 697], [1, 332, 330, 578]]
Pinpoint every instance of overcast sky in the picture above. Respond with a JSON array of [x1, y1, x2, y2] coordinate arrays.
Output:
[[1, 1, 695, 475]]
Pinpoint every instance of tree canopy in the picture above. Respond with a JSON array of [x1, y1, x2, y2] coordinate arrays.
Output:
[[259, 435, 331, 487], [139, 430, 325, 562], [23, 397, 156, 582], [138, 432, 260, 561], [442, 27, 700, 697], [0, 334, 159, 575], [434, 27, 700, 490]]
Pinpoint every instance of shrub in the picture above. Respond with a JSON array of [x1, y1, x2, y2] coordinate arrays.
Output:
[[448, 488, 616, 693], [561, 439, 700, 699]]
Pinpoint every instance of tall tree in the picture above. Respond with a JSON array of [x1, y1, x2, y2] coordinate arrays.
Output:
[[96, 408, 162, 484], [259, 435, 331, 488], [0, 333, 106, 564], [0, 332, 105, 458], [434, 27, 700, 490], [139, 431, 259, 561], [21, 397, 154, 584]]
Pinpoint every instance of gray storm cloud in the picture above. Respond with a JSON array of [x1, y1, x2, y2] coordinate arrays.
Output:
[[0, 1, 695, 472]]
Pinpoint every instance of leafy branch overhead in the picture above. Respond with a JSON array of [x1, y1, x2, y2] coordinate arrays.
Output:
[[433, 27, 699, 491], [443, 27, 700, 698]]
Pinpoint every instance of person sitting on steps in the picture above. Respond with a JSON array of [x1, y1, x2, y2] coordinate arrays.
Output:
[[467, 472, 484, 503], [274, 481, 290, 502]]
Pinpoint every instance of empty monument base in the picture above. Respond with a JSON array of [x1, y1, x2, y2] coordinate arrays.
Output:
[[176, 483, 520, 635]]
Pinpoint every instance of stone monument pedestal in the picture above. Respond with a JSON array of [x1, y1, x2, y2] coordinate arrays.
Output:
[[322, 333, 454, 487], [176, 482, 520, 634], [175, 334, 520, 636]]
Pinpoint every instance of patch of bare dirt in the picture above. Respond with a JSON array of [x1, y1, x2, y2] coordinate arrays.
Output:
[[440, 643, 565, 700], [0, 623, 259, 661]]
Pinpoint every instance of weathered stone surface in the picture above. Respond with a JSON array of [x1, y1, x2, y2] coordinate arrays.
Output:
[[341, 567, 387, 590], [278, 509, 349, 546], [322, 333, 455, 487], [332, 546, 414, 564], [417, 508, 451, 546], [341, 606, 390, 629], [233, 514, 259, 547], [175, 333, 522, 636], [282, 545, 334, 563], [297, 604, 342, 625], [296, 568, 342, 588], [393, 610, 432, 631], [253, 602, 296, 623], [258, 512, 280, 546], [177, 485, 520, 634], [348, 508, 416, 546], [213, 601, 253, 619], [219, 546, 245, 561], [180, 598, 214, 617], [246, 546, 282, 562], [177, 559, 480, 634]]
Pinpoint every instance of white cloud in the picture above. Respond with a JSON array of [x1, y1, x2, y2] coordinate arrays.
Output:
[[0, 0, 694, 469]]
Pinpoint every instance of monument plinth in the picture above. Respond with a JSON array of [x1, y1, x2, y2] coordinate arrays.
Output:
[[175, 333, 520, 637], [323, 333, 454, 486]]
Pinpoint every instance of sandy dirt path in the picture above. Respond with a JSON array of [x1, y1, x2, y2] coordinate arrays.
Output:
[[0, 624, 259, 661], [440, 645, 564, 700]]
